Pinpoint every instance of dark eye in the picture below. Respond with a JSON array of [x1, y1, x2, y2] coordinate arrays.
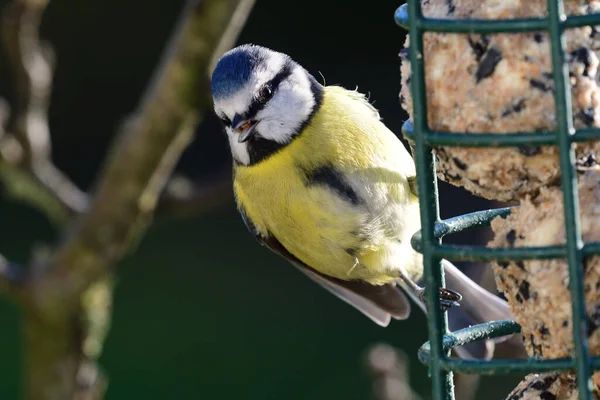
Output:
[[260, 84, 273, 101]]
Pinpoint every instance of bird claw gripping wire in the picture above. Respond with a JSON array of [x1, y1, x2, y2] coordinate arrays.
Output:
[[418, 287, 463, 312]]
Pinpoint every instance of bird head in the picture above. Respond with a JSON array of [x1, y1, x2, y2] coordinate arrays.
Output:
[[211, 44, 323, 165]]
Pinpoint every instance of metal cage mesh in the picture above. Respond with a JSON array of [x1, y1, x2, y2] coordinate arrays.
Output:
[[394, 1, 600, 399]]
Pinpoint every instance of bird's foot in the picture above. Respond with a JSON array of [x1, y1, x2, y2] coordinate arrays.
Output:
[[418, 287, 462, 312]]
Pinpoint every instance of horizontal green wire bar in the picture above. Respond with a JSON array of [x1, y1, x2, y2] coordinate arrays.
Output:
[[562, 13, 600, 29], [573, 127, 600, 142], [584, 242, 600, 255], [442, 356, 600, 375], [417, 17, 548, 33], [394, 4, 600, 33], [418, 321, 600, 374], [433, 245, 565, 262], [422, 130, 556, 147], [442, 358, 577, 375], [410, 207, 600, 261], [426, 242, 600, 262], [419, 13, 600, 33], [402, 121, 600, 147]]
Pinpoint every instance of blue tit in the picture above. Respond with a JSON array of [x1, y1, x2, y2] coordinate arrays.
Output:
[[211, 44, 514, 360]]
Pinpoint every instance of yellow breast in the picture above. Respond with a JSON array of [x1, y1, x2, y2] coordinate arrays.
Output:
[[233, 86, 421, 285]]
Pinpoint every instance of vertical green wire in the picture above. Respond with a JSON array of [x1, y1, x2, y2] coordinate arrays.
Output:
[[407, 1, 454, 399], [547, 1, 593, 399]]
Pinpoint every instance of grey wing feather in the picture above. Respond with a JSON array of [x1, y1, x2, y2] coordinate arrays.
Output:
[[290, 261, 409, 327], [237, 205, 411, 326], [262, 234, 411, 326]]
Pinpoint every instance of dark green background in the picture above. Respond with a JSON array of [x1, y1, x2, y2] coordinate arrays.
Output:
[[0, 1, 521, 398]]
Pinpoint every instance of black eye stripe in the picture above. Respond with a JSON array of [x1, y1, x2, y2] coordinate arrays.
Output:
[[240, 74, 324, 166], [244, 62, 293, 120], [219, 114, 231, 126]]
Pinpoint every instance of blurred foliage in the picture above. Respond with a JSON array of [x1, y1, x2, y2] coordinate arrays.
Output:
[[0, 0, 520, 399]]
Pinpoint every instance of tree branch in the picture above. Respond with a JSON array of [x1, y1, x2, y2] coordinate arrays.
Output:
[[13, 0, 255, 399], [1, 0, 88, 224], [0, 148, 79, 224], [157, 169, 233, 217], [43, 0, 255, 297]]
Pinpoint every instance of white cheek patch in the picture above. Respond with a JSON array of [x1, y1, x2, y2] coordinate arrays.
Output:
[[255, 67, 315, 144]]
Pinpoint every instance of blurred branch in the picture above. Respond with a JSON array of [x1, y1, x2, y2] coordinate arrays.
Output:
[[2, 0, 52, 158], [0, 253, 26, 299], [454, 374, 480, 400], [158, 169, 233, 216], [364, 343, 489, 400], [0, 0, 88, 224], [6, 0, 256, 399], [365, 343, 421, 400]]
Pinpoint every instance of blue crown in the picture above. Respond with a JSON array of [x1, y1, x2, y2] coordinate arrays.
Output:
[[211, 44, 268, 99]]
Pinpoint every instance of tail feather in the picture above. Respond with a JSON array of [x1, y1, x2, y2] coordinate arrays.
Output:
[[447, 307, 496, 360], [442, 259, 514, 324], [401, 285, 493, 359], [444, 259, 524, 360], [406, 259, 520, 360]]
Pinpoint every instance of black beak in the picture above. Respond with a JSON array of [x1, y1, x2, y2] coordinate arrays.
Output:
[[232, 114, 244, 129]]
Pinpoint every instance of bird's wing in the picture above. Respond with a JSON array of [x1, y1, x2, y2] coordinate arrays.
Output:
[[264, 234, 411, 326], [238, 207, 411, 326]]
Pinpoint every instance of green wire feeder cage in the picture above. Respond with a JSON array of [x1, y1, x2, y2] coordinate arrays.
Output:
[[394, 1, 600, 400]]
